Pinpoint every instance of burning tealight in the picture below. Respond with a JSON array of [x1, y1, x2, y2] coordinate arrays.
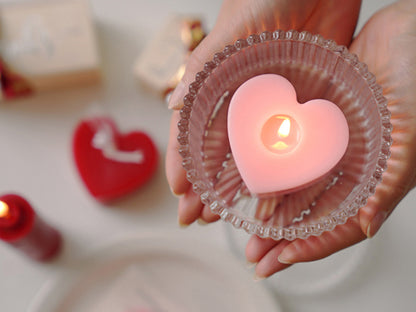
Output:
[[227, 74, 349, 196], [261, 115, 301, 154], [0, 194, 62, 262]]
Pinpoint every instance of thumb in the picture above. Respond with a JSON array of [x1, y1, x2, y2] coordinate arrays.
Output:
[[360, 162, 416, 238], [167, 29, 235, 110]]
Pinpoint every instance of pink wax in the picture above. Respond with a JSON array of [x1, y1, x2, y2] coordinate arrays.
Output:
[[227, 74, 349, 195]]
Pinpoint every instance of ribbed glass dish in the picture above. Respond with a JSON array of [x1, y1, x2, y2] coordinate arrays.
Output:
[[177, 30, 392, 241]]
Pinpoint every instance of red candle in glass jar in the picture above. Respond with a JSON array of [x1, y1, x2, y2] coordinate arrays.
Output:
[[0, 194, 62, 262]]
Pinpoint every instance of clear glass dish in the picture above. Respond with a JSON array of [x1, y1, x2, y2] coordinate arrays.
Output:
[[178, 30, 392, 240]]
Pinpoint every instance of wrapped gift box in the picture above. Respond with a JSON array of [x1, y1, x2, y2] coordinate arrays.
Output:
[[0, 0, 100, 100], [133, 14, 205, 98]]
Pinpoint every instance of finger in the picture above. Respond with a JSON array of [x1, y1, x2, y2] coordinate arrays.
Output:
[[359, 147, 415, 237], [277, 215, 366, 264], [245, 235, 282, 264], [200, 205, 220, 223], [254, 240, 292, 279], [254, 197, 283, 222], [178, 186, 204, 226], [165, 111, 189, 196]]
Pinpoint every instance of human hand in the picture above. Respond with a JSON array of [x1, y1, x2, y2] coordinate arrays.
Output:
[[246, 0, 416, 278], [166, 0, 362, 226]]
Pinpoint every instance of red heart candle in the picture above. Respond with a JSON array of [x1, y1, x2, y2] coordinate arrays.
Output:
[[0, 194, 62, 262], [228, 74, 349, 195], [73, 117, 158, 202]]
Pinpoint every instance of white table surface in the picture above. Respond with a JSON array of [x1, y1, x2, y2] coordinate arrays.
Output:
[[1, 0, 415, 311]]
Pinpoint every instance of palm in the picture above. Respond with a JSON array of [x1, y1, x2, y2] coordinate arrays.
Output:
[[211, 0, 361, 47], [351, 1, 416, 228], [247, 1, 416, 278]]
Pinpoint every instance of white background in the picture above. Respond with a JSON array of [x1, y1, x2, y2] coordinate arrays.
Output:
[[1, 0, 414, 311]]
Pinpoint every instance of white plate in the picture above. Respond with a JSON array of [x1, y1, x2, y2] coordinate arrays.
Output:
[[28, 232, 281, 312]]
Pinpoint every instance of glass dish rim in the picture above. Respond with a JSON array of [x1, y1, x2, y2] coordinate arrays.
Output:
[[177, 29, 392, 241]]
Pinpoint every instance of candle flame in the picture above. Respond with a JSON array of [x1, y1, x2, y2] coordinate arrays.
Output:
[[262, 115, 299, 154], [0, 200, 9, 218], [278, 118, 291, 138]]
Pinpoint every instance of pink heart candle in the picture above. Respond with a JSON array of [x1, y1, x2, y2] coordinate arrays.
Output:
[[228, 74, 349, 195]]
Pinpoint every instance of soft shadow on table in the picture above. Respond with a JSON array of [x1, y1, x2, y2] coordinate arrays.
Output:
[[103, 159, 173, 214]]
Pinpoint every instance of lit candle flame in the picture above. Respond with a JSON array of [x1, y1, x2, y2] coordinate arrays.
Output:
[[0, 200, 9, 218], [262, 115, 299, 153], [278, 118, 291, 138], [271, 117, 291, 150]]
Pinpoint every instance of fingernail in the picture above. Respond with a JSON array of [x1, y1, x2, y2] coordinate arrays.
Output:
[[197, 218, 208, 225], [278, 249, 294, 264], [168, 80, 186, 110], [178, 218, 190, 228], [169, 187, 182, 198], [246, 260, 257, 269], [253, 273, 266, 282], [367, 211, 387, 238]]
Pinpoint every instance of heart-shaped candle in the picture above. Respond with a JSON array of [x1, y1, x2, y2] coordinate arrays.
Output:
[[228, 74, 349, 195], [73, 117, 158, 202]]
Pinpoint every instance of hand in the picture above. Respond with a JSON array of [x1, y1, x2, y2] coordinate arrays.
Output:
[[166, 0, 362, 225], [246, 0, 416, 278]]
